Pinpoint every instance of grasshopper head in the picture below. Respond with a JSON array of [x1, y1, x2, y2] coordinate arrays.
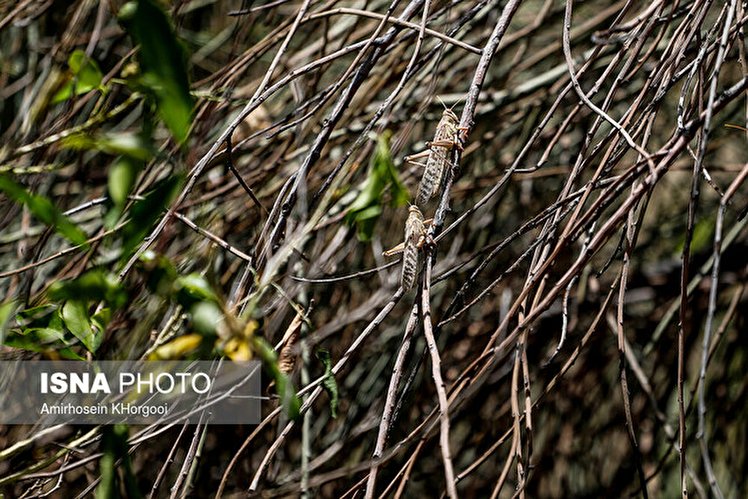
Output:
[[443, 108, 459, 123], [436, 96, 459, 123]]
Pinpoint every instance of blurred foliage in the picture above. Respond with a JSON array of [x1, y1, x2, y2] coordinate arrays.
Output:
[[0, 175, 88, 247], [97, 424, 141, 499], [52, 50, 105, 104], [62, 132, 152, 162], [118, 0, 194, 144], [48, 270, 128, 308], [346, 132, 409, 241], [119, 174, 182, 258]]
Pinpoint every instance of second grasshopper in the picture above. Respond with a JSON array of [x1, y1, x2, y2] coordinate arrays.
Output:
[[383, 205, 433, 290]]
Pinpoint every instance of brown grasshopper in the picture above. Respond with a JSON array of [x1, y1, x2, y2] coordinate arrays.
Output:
[[405, 103, 465, 205], [383, 206, 433, 290]]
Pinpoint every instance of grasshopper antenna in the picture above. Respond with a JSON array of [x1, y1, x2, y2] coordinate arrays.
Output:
[[436, 95, 449, 111], [438, 95, 462, 115]]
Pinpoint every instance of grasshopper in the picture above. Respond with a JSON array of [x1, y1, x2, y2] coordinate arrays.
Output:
[[383, 206, 433, 290], [405, 103, 464, 205]]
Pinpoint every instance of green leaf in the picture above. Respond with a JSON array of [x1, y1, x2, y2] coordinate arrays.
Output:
[[252, 336, 301, 420], [62, 132, 152, 161], [674, 217, 715, 256], [0, 301, 17, 343], [345, 132, 408, 241], [48, 270, 128, 309], [350, 205, 382, 242], [119, 0, 194, 143], [174, 274, 218, 307], [190, 301, 223, 336], [61, 301, 101, 353], [17, 327, 67, 344], [316, 349, 339, 418], [91, 307, 112, 336], [52, 50, 104, 103], [108, 157, 141, 208], [0, 175, 89, 247], [3, 327, 84, 360], [15, 304, 57, 327]]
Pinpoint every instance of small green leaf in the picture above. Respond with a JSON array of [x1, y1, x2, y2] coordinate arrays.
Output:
[[101, 133, 151, 160], [190, 301, 223, 336], [174, 274, 218, 307], [53, 84, 74, 104], [20, 327, 70, 346], [72, 56, 102, 91], [48, 270, 128, 309], [52, 50, 104, 103], [692, 218, 714, 255], [63, 132, 152, 161], [108, 157, 141, 208], [674, 218, 715, 256], [91, 307, 111, 335], [119, 0, 194, 143], [316, 349, 339, 418], [0, 175, 88, 247], [61, 301, 101, 353], [68, 51, 87, 73], [0, 301, 17, 343]]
